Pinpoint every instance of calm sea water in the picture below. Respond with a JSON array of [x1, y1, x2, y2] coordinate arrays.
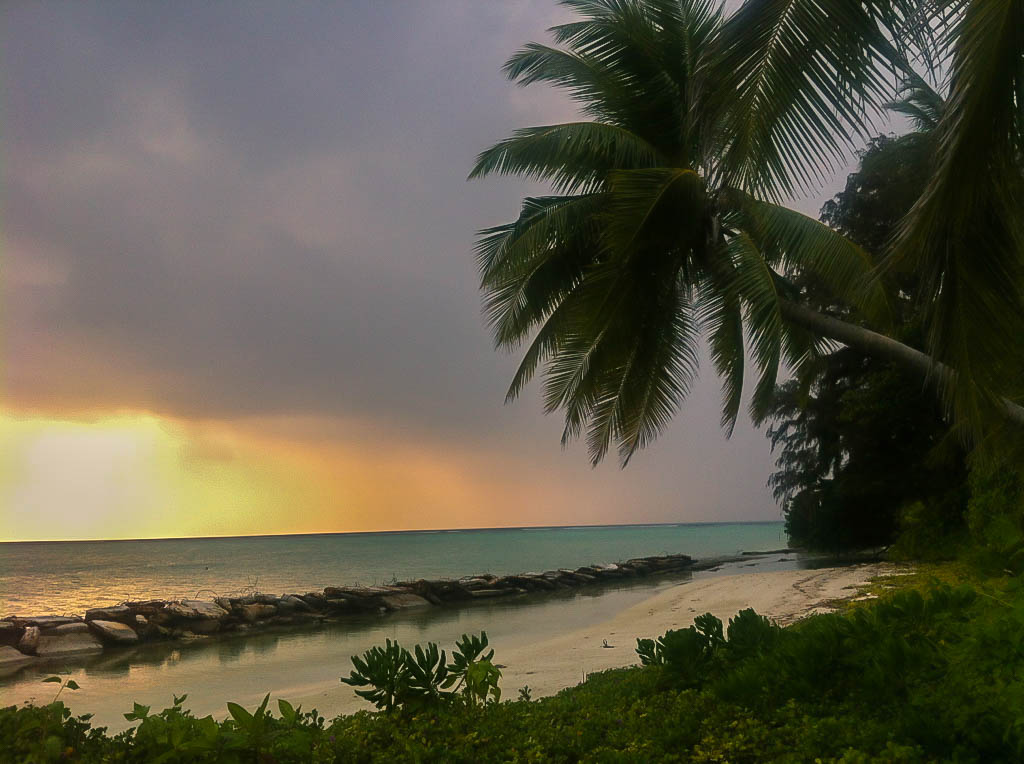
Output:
[[0, 522, 785, 616]]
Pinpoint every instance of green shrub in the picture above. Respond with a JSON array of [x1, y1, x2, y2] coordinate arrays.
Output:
[[340, 631, 500, 713], [965, 459, 1024, 574]]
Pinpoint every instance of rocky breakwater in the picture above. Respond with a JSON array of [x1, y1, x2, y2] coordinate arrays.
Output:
[[0, 553, 696, 672]]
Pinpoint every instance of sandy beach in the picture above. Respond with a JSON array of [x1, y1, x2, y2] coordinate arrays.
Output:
[[497, 562, 903, 701]]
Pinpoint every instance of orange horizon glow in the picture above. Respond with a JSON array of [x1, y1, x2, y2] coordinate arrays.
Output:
[[2, 408, 718, 543]]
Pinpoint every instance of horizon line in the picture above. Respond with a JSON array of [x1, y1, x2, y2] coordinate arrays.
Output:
[[0, 519, 783, 545]]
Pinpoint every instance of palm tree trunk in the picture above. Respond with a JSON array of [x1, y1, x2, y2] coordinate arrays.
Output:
[[778, 300, 1024, 428]]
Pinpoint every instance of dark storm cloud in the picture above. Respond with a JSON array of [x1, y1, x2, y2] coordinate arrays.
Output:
[[4, 0, 788, 521]]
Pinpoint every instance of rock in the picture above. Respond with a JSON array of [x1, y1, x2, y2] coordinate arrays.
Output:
[[0, 622, 22, 646], [429, 581, 474, 601], [380, 593, 431, 610], [135, 615, 148, 627], [18, 626, 40, 654], [166, 600, 229, 621], [277, 595, 311, 612], [89, 620, 139, 645], [123, 600, 169, 618], [188, 619, 222, 635], [470, 589, 515, 598], [0, 645, 34, 668], [324, 586, 392, 598], [44, 622, 90, 636], [299, 592, 327, 609], [20, 616, 79, 629], [85, 605, 131, 622], [323, 598, 355, 611], [239, 603, 277, 622], [36, 632, 103, 658], [523, 576, 557, 590]]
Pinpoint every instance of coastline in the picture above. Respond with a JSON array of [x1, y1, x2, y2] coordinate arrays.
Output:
[[495, 562, 902, 703], [239, 561, 904, 722], [0, 559, 902, 731], [0, 553, 706, 674]]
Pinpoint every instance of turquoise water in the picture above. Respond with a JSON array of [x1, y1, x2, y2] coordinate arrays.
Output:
[[0, 523, 785, 615]]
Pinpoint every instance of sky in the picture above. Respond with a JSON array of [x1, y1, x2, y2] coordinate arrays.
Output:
[[2, 1, 863, 541]]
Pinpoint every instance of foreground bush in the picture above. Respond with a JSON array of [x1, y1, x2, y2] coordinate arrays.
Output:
[[3, 572, 1023, 762]]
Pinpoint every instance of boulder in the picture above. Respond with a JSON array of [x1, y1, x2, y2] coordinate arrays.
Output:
[[18, 626, 40, 654], [277, 595, 311, 613], [0, 645, 34, 668], [0, 621, 21, 646], [85, 605, 132, 622], [166, 600, 229, 621], [123, 600, 168, 618], [428, 581, 474, 601], [299, 592, 327, 609], [89, 620, 139, 645], [21, 616, 79, 629], [324, 586, 392, 598], [188, 619, 222, 635], [470, 589, 515, 598], [239, 603, 277, 622], [379, 593, 431, 610], [36, 632, 103, 658], [44, 622, 90, 636]]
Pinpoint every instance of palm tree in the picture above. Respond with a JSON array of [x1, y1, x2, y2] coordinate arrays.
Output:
[[470, 0, 1024, 465]]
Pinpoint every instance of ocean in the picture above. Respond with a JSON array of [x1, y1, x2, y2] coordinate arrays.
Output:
[[0, 521, 793, 728], [0, 522, 785, 616]]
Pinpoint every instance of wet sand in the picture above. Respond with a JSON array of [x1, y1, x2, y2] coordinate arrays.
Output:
[[497, 562, 902, 700]]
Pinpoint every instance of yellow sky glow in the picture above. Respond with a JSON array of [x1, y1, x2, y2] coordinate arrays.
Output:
[[0, 409, 614, 542]]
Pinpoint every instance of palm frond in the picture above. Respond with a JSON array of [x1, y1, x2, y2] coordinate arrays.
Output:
[[468, 123, 664, 194], [477, 194, 604, 346], [738, 197, 892, 326], [893, 0, 1024, 426], [723, 230, 785, 423], [602, 168, 708, 262], [714, 0, 910, 199], [885, 72, 946, 132], [696, 277, 745, 436]]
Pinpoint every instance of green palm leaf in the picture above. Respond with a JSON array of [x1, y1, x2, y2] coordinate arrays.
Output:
[[469, 122, 664, 194], [714, 0, 911, 199], [738, 196, 892, 326], [893, 0, 1024, 425]]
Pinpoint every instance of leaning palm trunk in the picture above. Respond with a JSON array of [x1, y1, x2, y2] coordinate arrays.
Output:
[[778, 301, 1024, 428]]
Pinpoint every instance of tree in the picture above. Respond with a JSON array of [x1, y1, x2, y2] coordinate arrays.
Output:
[[768, 356, 967, 552], [768, 133, 968, 552], [470, 0, 1024, 466]]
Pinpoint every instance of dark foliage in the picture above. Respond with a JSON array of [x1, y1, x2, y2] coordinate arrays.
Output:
[[767, 135, 969, 552]]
